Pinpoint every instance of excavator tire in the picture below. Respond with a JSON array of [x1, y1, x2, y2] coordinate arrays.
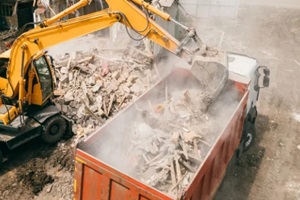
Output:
[[42, 115, 66, 144]]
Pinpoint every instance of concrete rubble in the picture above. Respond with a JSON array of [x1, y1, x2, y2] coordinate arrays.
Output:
[[125, 86, 217, 198], [48, 32, 222, 198], [42, 30, 231, 198], [50, 32, 225, 198], [0, 29, 17, 52], [52, 40, 158, 140]]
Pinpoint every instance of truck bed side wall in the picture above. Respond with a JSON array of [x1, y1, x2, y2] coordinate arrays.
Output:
[[186, 88, 248, 199]]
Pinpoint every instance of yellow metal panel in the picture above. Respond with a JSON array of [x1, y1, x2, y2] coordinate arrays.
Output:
[[31, 84, 43, 105], [0, 105, 18, 125], [0, 78, 8, 89]]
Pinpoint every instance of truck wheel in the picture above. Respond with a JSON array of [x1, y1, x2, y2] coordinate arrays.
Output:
[[42, 115, 66, 144], [243, 122, 256, 152]]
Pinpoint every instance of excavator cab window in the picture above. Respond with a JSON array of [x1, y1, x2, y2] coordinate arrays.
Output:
[[33, 56, 53, 101]]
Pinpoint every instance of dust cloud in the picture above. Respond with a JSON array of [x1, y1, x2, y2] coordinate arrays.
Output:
[[78, 68, 242, 195], [46, 24, 130, 60]]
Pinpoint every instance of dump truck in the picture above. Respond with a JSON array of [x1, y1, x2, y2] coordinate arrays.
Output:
[[72, 3, 269, 200], [74, 52, 269, 200]]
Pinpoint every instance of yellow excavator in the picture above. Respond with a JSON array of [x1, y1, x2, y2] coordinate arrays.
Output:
[[0, 0, 228, 167]]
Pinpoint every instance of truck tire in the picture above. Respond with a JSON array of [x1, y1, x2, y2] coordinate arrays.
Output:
[[42, 115, 66, 144], [243, 122, 256, 152]]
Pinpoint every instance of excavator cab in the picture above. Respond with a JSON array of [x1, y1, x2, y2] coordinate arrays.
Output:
[[30, 53, 54, 106], [0, 51, 55, 125]]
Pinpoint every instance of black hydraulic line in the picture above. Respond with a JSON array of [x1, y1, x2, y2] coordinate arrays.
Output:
[[114, 5, 153, 41], [117, 12, 151, 41], [16, 22, 41, 38]]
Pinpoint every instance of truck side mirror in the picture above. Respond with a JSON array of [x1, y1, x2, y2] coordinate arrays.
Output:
[[263, 76, 270, 87], [255, 66, 270, 89], [263, 68, 270, 76]]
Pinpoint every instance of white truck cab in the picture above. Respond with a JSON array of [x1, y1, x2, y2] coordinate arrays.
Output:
[[228, 53, 270, 152]]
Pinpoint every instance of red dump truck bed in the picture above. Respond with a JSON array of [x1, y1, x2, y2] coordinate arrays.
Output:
[[74, 68, 249, 200]]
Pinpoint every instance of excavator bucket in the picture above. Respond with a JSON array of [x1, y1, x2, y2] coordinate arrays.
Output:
[[189, 48, 229, 111]]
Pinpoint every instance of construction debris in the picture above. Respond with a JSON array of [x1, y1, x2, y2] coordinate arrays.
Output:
[[0, 29, 17, 52], [55, 34, 232, 197], [52, 39, 157, 138], [51, 33, 228, 198], [122, 83, 217, 198]]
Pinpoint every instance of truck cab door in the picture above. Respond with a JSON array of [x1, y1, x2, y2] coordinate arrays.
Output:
[[30, 54, 54, 105]]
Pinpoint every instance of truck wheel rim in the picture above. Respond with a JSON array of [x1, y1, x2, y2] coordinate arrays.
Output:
[[245, 133, 252, 147]]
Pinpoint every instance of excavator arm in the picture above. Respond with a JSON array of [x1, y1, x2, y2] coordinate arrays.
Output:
[[4, 0, 227, 115]]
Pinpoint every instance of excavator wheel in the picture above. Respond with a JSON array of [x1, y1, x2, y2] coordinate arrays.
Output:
[[42, 115, 66, 144]]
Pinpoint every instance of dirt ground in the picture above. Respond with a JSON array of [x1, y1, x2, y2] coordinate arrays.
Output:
[[208, 3, 300, 200], [0, 2, 300, 200]]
